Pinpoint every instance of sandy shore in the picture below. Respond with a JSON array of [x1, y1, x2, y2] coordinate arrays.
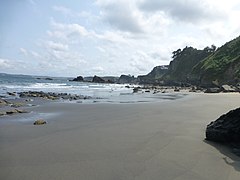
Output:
[[1, 93, 240, 180]]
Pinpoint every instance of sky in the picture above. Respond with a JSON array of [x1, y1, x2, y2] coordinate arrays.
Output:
[[0, 0, 240, 77]]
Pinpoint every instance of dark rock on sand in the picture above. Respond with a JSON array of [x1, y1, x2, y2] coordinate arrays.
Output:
[[34, 119, 47, 125], [206, 107, 240, 143]]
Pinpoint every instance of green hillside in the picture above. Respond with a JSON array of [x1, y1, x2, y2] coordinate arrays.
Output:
[[191, 36, 240, 86], [162, 46, 214, 84]]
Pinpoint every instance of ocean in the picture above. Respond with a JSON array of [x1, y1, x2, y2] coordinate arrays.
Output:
[[0, 73, 187, 103]]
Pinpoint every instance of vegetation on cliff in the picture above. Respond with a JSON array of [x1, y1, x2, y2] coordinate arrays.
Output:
[[191, 36, 240, 86], [162, 46, 215, 85]]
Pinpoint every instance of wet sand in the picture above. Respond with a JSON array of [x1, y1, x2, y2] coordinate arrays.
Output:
[[1, 93, 240, 180]]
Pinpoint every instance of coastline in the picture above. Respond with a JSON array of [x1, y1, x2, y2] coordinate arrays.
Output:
[[1, 93, 240, 180]]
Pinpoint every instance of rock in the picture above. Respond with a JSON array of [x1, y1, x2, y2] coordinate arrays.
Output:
[[15, 109, 28, 113], [0, 99, 8, 106], [33, 119, 47, 125], [206, 107, 240, 143], [204, 88, 221, 93], [221, 85, 237, 92], [45, 78, 53, 80], [133, 87, 140, 93], [0, 111, 6, 116], [10, 102, 25, 108], [72, 76, 84, 82], [7, 92, 16, 96], [92, 75, 105, 83], [6, 109, 18, 115], [118, 75, 136, 84], [174, 87, 180, 92]]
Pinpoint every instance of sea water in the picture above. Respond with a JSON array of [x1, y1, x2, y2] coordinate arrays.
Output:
[[0, 73, 187, 103]]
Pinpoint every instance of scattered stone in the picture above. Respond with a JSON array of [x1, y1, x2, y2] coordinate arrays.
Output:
[[145, 90, 150, 93], [6, 109, 18, 115], [133, 87, 140, 93], [15, 109, 28, 113], [221, 85, 237, 92], [206, 107, 240, 143], [174, 87, 180, 92], [0, 111, 6, 116], [0, 99, 8, 106], [7, 92, 16, 96], [10, 102, 25, 108], [34, 119, 47, 125], [18, 91, 92, 101], [204, 88, 221, 93]]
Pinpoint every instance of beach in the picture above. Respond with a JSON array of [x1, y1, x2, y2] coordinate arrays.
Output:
[[1, 93, 240, 180]]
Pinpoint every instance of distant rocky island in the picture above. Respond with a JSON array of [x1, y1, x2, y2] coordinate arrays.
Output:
[[72, 35, 240, 89]]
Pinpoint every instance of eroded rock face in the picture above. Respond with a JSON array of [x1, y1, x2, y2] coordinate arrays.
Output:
[[206, 108, 240, 143]]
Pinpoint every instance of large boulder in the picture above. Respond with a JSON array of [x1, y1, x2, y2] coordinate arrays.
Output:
[[206, 107, 240, 142]]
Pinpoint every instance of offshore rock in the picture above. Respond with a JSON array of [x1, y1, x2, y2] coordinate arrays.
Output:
[[72, 76, 84, 82], [92, 75, 105, 83], [206, 107, 240, 142]]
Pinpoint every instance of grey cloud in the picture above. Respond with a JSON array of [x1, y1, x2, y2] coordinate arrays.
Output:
[[97, 2, 143, 33], [139, 0, 223, 23]]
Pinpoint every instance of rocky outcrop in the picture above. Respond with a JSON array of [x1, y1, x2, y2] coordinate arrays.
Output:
[[0, 109, 28, 116], [191, 36, 240, 86], [72, 76, 84, 82], [206, 107, 240, 143], [138, 65, 168, 84], [92, 75, 105, 83], [19, 91, 91, 101], [118, 75, 136, 84]]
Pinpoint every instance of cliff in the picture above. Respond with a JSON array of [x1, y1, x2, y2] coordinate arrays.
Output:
[[191, 36, 240, 86]]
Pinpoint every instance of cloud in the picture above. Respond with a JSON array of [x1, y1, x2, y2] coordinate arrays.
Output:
[[96, 0, 143, 33], [139, 0, 225, 23], [19, 48, 28, 56], [49, 18, 89, 40], [91, 66, 104, 73], [45, 41, 69, 51], [0, 58, 12, 69]]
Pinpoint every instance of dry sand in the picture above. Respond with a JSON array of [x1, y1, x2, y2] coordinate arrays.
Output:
[[1, 93, 240, 180]]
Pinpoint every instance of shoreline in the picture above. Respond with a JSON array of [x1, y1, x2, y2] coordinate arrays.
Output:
[[1, 93, 240, 179]]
